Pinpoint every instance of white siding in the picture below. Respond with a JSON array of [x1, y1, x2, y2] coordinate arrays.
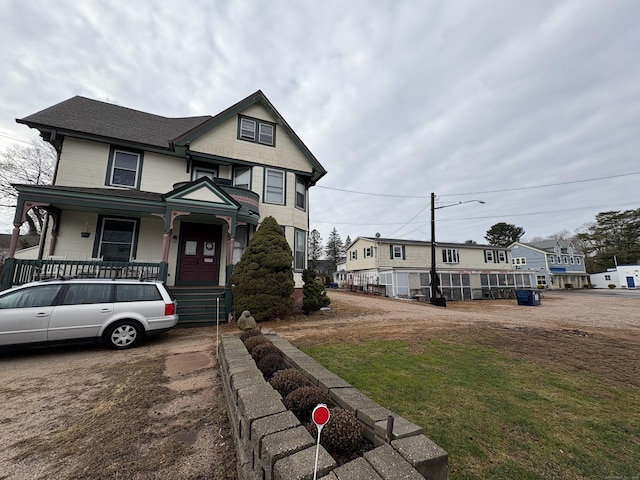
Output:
[[55, 138, 110, 187], [189, 104, 312, 174]]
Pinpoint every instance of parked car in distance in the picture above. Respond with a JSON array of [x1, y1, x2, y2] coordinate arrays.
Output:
[[0, 278, 178, 350]]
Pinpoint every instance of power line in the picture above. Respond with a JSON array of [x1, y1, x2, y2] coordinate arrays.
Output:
[[0, 133, 33, 146], [311, 200, 640, 227], [315, 171, 640, 199]]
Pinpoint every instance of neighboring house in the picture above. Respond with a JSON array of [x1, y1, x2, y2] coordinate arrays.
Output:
[[591, 265, 639, 289], [509, 240, 589, 289], [333, 259, 347, 287], [4, 91, 326, 322], [0, 234, 40, 263], [342, 236, 536, 300]]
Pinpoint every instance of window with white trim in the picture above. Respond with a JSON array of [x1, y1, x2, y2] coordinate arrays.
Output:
[[295, 176, 306, 210], [233, 167, 251, 189], [98, 217, 136, 262], [576, 257, 581, 265], [570, 257, 575, 264], [498, 251, 506, 263], [294, 229, 306, 271], [485, 250, 494, 262], [549, 256, 555, 264], [238, 115, 275, 146], [563, 256, 569, 264], [604, 274, 611, 281], [391, 245, 404, 259], [364, 247, 373, 258], [536, 275, 547, 286], [442, 248, 459, 264], [350, 250, 357, 260], [264, 168, 285, 205], [193, 166, 218, 181], [109, 150, 141, 188]]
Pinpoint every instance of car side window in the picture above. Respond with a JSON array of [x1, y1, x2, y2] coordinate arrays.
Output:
[[61, 284, 113, 305], [115, 285, 162, 302], [0, 285, 63, 309]]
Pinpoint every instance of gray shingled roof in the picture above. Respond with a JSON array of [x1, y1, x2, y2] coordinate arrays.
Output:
[[17, 96, 211, 149]]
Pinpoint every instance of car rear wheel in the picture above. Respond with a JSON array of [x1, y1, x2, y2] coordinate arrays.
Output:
[[105, 321, 143, 350]]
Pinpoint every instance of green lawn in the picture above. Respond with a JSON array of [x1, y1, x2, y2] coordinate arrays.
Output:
[[303, 340, 640, 479]]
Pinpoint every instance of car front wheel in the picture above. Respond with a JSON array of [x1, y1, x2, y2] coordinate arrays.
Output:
[[104, 321, 143, 350]]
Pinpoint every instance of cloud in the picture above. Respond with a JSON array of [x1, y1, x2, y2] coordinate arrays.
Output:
[[0, 0, 638, 247]]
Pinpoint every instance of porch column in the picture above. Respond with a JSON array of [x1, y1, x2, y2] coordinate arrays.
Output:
[[227, 235, 235, 265], [7, 225, 21, 258], [161, 231, 171, 262]]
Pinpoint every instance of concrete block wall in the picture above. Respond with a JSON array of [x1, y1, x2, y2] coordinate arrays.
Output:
[[218, 333, 448, 480]]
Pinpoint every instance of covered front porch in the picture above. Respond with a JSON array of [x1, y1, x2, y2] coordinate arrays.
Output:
[[3, 178, 260, 324]]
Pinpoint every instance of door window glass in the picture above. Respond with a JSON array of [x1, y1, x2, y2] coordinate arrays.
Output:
[[61, 284, 112, 305], [185, 241, 197, 255], [0, 285, 62, 308]]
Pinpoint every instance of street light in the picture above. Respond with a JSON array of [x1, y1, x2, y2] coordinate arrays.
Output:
[[430, 193, 485, 307]]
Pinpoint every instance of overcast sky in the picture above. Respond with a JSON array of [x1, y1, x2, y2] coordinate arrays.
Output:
[[1, 0, 639, 247]]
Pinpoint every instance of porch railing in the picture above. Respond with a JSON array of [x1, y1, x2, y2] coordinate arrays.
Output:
[[1, 258, 168, 290]]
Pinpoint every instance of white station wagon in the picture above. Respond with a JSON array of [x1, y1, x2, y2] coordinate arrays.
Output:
[[0, 279, 178, 350]]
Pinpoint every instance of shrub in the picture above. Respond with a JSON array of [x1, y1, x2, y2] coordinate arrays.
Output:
[[231, 216, 294, 322], [240, 329, 262, 343], [256, 352, 287, 379], [565, 283, 573, 289], [608, 284, 616, 289], [284, 386, 332, 422], [243, 335, 269, 353], [270, 368, 309, 397], [302, 268, 331, 314], [314, 407, 363, 456], [251, 342, 281, 363]]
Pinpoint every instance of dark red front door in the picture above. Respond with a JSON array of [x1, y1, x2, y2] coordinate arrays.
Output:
[[178, 223, 221, 284]]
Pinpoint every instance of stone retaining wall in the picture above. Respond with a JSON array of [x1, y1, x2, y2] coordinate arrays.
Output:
[[218, 333, 448, 480]]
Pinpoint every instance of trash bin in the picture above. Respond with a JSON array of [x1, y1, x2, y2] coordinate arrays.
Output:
[[515, 289, 541, 306]]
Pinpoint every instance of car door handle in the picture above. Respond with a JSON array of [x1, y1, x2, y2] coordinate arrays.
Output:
[[35, 312, 50, 317], [100, 308, 112, 313]]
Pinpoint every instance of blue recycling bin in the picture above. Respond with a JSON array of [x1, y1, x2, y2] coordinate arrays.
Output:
[[515, 289, 541, 306]]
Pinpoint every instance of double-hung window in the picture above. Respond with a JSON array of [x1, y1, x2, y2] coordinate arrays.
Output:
[[98, 217, 137, 262], [350, 251, 357, 260], [364, 247, 373, 258], [442, 248, 460, 264], [109, 150, 141, 188], [264, 168, 285, 205], [485, 250, 494, 263], [295, 176, 306, 210], [294, 229, 306, 271], [238, 115, 275, 146], [498, 251, 506, 263], [390, 245, 405, 259], [233, 167, 251, 189]]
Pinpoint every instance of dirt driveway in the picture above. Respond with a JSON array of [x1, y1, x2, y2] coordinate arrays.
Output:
[[1, 290, 638, 479]]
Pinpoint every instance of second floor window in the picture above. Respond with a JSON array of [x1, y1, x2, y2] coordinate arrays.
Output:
[[350, 250, 357, 260], [233, 167, 251, 189], [110, 150, 141, 188], [364, 247, 373, 258], [295, 176, 306, 210], [264, 168, 285, 205], [442, 248, 460, 264]]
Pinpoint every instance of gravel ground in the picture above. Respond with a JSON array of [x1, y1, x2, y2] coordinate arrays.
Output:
[[0, 289, 638, 479]]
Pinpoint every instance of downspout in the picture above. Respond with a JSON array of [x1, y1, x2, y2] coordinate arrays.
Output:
[[37, 130, 62, 260]]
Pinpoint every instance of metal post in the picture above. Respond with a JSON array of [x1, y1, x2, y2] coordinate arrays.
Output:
[[430, 192, 437, 305]]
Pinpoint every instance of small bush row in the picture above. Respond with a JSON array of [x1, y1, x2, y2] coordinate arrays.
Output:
[[239, 331, 364, 457]]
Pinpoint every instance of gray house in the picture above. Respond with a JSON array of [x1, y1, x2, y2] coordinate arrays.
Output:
[[509, 240, 589, 289]]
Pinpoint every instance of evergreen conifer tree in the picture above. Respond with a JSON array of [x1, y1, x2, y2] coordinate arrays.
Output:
[[302, 268, 330, 314], [231, 216, 294, 321]]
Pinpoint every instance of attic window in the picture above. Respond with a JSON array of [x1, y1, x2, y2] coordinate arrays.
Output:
[[238, 115, 275, 146]]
